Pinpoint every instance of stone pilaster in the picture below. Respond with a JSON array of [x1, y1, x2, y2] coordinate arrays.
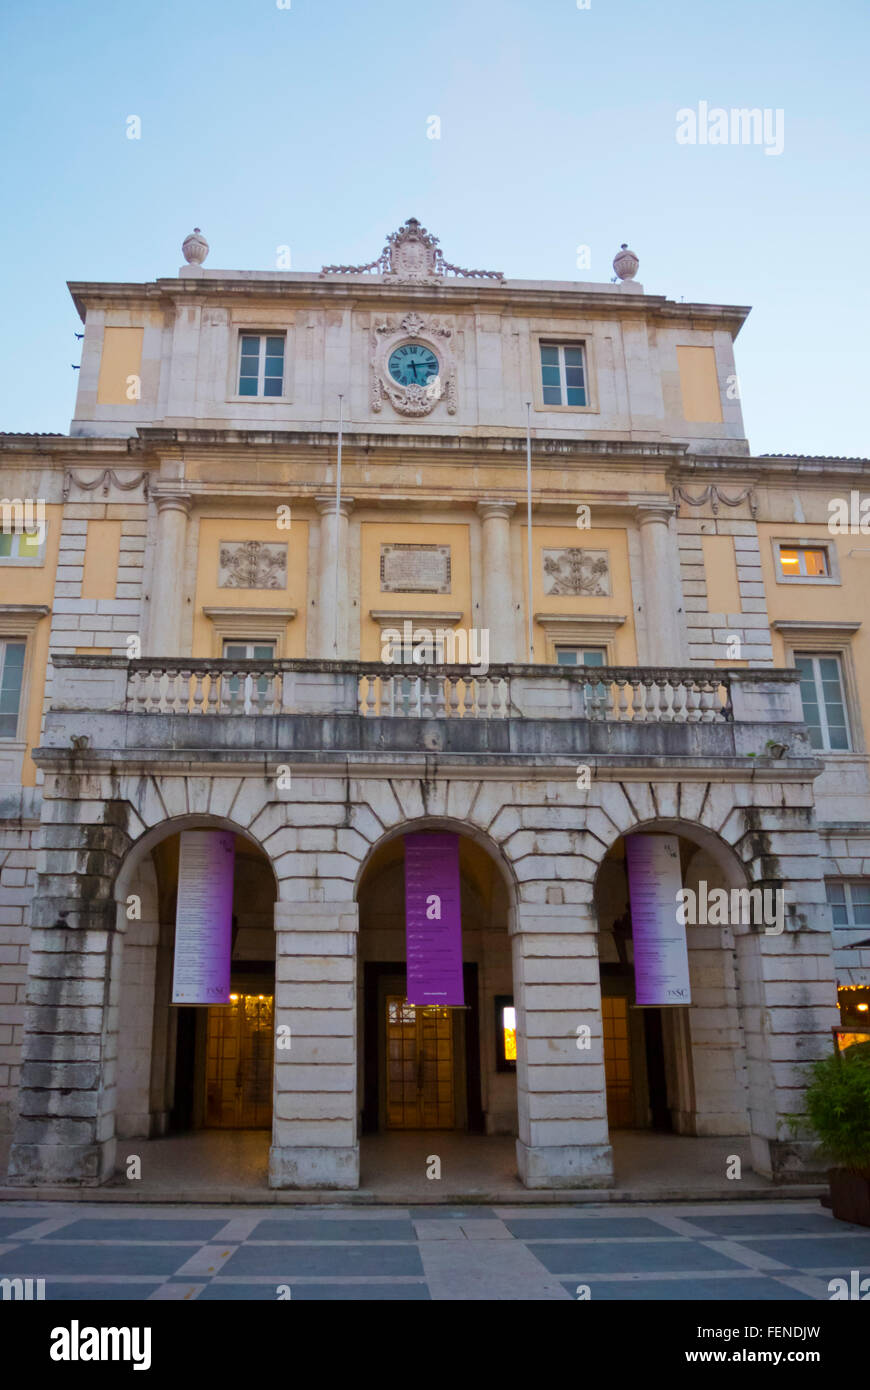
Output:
[[511, 901, 613, 1188], [7, 777, 134, 1185], [144, 491, 192, 657], [476, 500, 517, 665], [637, 504, 686, 664], [314, 497, 354, 659], [270, 898, 359, 1189]]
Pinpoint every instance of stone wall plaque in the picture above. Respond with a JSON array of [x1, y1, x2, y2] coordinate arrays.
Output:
[[380, 543, 451, 594], [219, 540, 287, 590], [542, 548, 610, 597]]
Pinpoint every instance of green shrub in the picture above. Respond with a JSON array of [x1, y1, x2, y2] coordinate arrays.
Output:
[[800, 1050, 870, 1172]]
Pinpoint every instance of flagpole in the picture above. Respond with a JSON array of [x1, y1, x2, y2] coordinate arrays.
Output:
[[526, 401, 534, 662], [333, 394, 344, 656]]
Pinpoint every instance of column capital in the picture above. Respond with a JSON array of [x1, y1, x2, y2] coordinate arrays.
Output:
[[476, 499, 517, 522], [637, 502, 676, 527], [315, 495, 355, 518], [152, 489, 193, 517]]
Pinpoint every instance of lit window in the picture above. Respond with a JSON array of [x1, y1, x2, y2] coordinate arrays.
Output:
[[826, 880, 870, 929], [778, 545, 830, 579], [238, 334, 285, 397], [495, 995, 517, 1071], [795, 653, 850, 751], [540, 342, 588, 407], [0, 640, 25, 738]]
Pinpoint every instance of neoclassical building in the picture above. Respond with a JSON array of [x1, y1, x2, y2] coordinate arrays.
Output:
[[0, 218, 867, 1190]]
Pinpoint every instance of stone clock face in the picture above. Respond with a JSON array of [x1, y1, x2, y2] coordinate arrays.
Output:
[[388, 342, 439, 387]]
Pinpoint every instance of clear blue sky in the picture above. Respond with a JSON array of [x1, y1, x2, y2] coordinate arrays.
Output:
[[0, 0, 867, 455]]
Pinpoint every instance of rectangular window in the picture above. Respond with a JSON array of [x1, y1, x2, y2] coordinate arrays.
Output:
[[238, 334, 285, 398], [223, 641, 276, 711], [778, 545, 830, 579], [795, 652, 850, 751], [555, 647, 606, 666], [540, 342, 587, 407], [826, 880, 870, 929], [0, 640, 26, 738], [0, 529, 45, 564], [494, 995, 516, 1072]]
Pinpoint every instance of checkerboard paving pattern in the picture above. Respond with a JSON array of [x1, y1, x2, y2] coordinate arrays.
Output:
[[0, 1201, 868, 1301]]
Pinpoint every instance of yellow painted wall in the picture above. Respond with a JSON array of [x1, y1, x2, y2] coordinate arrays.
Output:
[[702, 535, 741, 614], [360, 522, 471, 660], [677, 346, 723, 424], [1, 504, 62, 785], [758, 520, 870, 744], [81, 520, 122, 600], [192, 517, 308, 657], [96, 327, 143, 405], [522, 524, 638, 663]]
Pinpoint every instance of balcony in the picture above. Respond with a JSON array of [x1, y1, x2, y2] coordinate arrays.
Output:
[[39, 657, 818, 773]]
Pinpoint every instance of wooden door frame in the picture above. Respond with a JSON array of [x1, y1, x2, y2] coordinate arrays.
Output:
[[362, 962, 483, 1133]]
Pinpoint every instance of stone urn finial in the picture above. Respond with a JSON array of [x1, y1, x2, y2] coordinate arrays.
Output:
[[182, 227, 209, 265], [613, 243, 639, 280]]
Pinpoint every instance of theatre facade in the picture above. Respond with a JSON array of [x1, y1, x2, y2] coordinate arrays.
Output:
[[1, 219, 868, 1191]]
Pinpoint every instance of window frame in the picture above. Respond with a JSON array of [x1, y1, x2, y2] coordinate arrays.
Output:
[[225, 321, 294, 404], [0, 637, 27, 741], [771, 536, 841, 586], [554, 646, 608, 667], [826, 880, 870, 931], [236, 333, 286, 399], [0, 527, 47, 567], [530, 331, 598, 414], [776, 623, 864, 756], [794, 651, 852, 752]]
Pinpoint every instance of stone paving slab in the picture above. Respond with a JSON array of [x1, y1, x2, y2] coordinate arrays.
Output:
[[0, 1199, 867, 1301]]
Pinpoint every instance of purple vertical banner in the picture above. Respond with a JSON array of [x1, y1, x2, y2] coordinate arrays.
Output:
[[171, 830, 235, 1005], [404, 832, 464, 1007], [625, 833, 691, 1006]]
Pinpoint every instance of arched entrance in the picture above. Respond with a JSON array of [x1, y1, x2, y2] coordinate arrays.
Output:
[[114, 817, 277, 1145], [594, 820, 751, 1149], [355, 822, 519, 1180]]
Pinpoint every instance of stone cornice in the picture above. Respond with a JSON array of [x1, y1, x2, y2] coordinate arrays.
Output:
[[67, 276, 752, 336]]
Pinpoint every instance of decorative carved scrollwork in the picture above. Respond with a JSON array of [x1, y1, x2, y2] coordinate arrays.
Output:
[[672, 485, 758, 517], [63, 469, 150, 501]]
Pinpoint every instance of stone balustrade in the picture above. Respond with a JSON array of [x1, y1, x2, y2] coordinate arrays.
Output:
[[44, 656, 813, 728]]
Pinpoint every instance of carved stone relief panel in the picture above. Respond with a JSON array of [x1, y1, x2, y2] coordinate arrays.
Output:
[[542, 549, 611, 597], [218, 540, 287, 590]]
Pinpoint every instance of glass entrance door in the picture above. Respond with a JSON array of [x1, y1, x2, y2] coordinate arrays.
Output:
[[205, 993, 274, 1128], [385, 995, 455, 1129]]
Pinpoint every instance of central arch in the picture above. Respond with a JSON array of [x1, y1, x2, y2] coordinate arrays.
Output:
[[354, 817, 520, 1183]]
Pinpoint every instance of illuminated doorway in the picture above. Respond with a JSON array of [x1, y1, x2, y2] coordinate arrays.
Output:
[[205, 992, 274, 1129], [385, 995, 455, 1129]]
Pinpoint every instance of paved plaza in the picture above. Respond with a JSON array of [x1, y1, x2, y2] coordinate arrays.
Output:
[[1, 1200, 868, 1301]]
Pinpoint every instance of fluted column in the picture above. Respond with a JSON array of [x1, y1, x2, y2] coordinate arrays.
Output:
[[315, 496, 354, 658], [477, 499, 517, 665], [637, 504, 685, 664], [145, 491, 192, 656]]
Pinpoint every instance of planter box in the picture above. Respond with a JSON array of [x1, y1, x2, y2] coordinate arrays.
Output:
[[829, 1169, 870, 1227]]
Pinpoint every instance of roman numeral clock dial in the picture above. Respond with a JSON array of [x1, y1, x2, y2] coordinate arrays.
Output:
[[388, 342, 440, 387]]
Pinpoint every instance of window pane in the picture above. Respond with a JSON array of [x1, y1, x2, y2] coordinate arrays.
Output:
[[779, 548, 800, 573], [582, 650, 606, 667], [563, 347, 584, 366], [238, 378, 258, 396], [556, 649, 579, 665], [264, 357, 284, 377], [263, 378, 283, 397], [0, 534, 12, 558], [223, 644, 248, 659], [804, 549, 829, 576], [542, 386, 562, 405], [240, 336, 260, 354], [540, 345, 559, 365], [566, 387, 587, 406], [0, 714, 18, 737], [253, 645, 275, 660], [265, 337, 284, 356], [18, 532, 41, 557], [541, 366, 561, 386]]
